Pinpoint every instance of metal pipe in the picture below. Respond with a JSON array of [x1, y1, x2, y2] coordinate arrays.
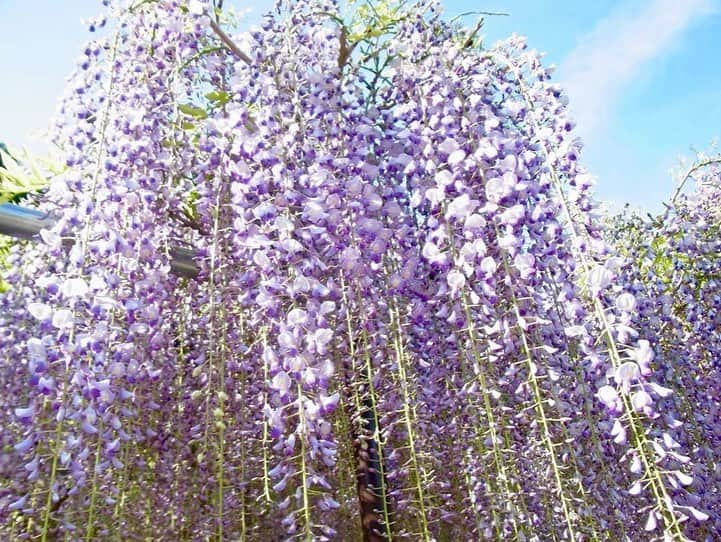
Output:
[[0, 203, 56, 241], [0, 203, 199, 278]]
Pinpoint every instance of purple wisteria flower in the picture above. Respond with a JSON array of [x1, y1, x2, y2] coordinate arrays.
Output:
[[0, 0, 716, 540]]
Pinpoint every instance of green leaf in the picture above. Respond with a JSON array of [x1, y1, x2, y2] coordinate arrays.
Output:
[[178, 103, 208, 119], [205, 90, 230, 107], [0, 146, 53, 205]]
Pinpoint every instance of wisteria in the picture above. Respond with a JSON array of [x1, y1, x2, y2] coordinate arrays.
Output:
[[609, 155, 721, 540], [0, 0, 719, 540]]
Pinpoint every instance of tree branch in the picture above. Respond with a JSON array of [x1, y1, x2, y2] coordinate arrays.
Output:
[[670, 156, 721, 205], [209, 19, 252, 65]]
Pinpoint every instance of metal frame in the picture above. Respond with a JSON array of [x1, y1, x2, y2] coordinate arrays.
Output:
[[0, 203, 199, 278]]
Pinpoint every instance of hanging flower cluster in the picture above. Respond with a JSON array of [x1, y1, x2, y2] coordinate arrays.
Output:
[[0, 0, 717, 540], [609, 155, 721, 540]]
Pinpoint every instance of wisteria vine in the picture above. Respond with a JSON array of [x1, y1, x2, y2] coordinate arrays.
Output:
[[0, 0, 718, 540]]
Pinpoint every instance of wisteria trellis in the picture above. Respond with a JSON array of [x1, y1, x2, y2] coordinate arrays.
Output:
[[0, 0, 718, 540]]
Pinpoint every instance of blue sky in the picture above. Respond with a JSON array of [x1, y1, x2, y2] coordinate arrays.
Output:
[[1, 0, 719, 212]]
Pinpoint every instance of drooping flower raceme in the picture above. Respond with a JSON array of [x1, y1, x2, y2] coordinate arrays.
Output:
[[609, 155, 721, 540], [0, 0, 717, 540]]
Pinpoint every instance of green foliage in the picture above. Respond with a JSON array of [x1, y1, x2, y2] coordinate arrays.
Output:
[[178, 103, 209, 120], [0, 145, 57, 291], [205, 90, 230, 107], [0, 238, 10, 292], [0, 146, 56, 205], [345, 0, 408, 42]]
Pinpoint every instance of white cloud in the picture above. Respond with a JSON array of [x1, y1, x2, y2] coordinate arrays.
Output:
[[559, 0, 716, 141]]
